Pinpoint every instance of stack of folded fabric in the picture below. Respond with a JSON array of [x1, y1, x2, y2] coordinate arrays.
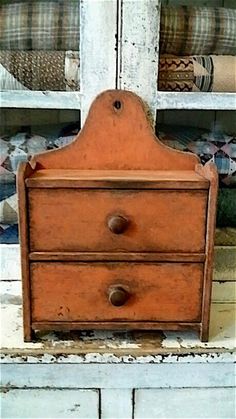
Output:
[[156, 124, 236, 227], [0, 0, 80, 90], [159, 55, 236, 92], [0, 125, 80, 243], [157, 124, 236, 187], [158, 6, 236, 92], [157, 5, 236, 225]]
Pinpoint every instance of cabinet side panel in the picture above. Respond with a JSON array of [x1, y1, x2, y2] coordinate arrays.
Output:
[[17, 162, 33, 341]]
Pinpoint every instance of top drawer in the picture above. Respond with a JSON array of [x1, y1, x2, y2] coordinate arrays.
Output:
[[28, 188, 207, 253]]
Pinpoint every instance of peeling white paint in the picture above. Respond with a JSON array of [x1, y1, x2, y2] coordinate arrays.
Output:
[[1, 351, 234, 365], [162, 304, 236, 350], [1, 274, 236, 360], [1, 304, 43, 350], [156, 92, 236, 110], [1, 243, 235, 362], [1, 292, 235, 361]]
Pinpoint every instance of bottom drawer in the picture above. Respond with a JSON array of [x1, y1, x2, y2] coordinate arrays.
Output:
[[31, 262, 203, 323]]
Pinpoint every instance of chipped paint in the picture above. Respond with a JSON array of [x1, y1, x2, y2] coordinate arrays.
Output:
[[1, 280, 235, 363], [1, 247, 235, 363], [1, 352, 234, 365]]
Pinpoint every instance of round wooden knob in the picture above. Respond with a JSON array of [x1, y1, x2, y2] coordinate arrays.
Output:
[[109, 287, 129, 307], [107, 215, 129, 234]]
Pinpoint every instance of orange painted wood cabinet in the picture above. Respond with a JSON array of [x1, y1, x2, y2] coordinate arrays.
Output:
[[17, 90, 218, 342]]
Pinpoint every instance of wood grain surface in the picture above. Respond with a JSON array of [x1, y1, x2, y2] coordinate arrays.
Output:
[[28, 189, 207, 253], [30, 90, 200, 171], [31, 262, 203, 323], [26, 169, 209, 189]]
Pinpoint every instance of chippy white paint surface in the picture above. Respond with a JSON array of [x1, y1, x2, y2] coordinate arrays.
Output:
[[0, 91, 82, 109], [1, 279, 235, 354], [80, 0, 117, 124], [0, 244, 235, 356], [0, 245, 21, 280], [1, 241, 235, 419], [134, 388, 236, 419], [101, 389, 133, 419], [156, 92, 236, 110], [118, 0, 160, 122], [1, 389, 99, 419], [2, 362, 234, 389]]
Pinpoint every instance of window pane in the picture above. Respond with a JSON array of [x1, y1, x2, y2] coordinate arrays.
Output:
[[0, 108, 80, 243], [158, 0, 236, 93], [0, 1, 80, 91], [156, 110, 236, 227]]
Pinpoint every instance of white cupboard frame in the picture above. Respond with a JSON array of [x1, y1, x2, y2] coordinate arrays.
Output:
[[1, 0, 235, 124]]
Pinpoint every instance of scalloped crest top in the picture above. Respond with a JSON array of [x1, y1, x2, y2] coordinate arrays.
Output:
[[30, 90, 200, 171]]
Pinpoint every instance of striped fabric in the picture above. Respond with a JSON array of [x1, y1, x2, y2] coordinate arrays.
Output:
[[0, 0, 80, 51], [160, 7, 236, 56], [193, 56, 214, 92], [158, 55, 236, 92]]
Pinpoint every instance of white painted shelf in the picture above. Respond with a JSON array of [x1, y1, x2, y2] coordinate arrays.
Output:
[[156, 92, 236, 111], [0, 91, 82, 110]]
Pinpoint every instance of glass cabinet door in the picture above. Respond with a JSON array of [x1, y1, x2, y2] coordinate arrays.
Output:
[[158, 0, 236, 93], [0, 108, 80, 243], [0, 0, 80, 92]]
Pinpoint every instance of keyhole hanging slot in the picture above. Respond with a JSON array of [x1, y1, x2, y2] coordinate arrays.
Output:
[[113, 100, 122, 110]]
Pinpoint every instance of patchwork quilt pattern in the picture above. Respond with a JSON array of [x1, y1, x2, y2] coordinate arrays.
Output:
[[0, 129, 79, 243], [157, 125, 236, 186], [1, 126, 235, 243]]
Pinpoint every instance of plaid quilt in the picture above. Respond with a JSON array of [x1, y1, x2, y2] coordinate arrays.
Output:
[[0, 0, 80, 50], [160, 7, 236, 56]]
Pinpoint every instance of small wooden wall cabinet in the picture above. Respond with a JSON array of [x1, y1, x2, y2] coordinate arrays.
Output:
[[18, 90, 218, 342]]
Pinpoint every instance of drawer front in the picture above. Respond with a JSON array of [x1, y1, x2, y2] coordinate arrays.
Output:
[[29, 189, 207, 252], [31, 262, 203, 322]]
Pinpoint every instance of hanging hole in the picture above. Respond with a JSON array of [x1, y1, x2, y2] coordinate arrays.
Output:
[[113, 100, 122, 110]]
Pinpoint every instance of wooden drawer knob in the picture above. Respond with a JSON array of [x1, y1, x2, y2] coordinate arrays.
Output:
[[109, 286, 129, 307], [107, 215, 129, 234]]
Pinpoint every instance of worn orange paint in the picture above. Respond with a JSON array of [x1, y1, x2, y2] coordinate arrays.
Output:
[[29, 189, 207, 253], [18, 89, 218, 342], [31, 262, 203, 323], [30, 90, 199, 171]]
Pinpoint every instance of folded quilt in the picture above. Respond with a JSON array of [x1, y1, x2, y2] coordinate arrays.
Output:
[[160, 7, 236, 56], [0, 224, 18, 244], [157, 124, 236, 186], [0, 51, 80, 91], [0, 0, 80, 50], [158, 55, 236, 92], [0, 130, 78, 225]]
